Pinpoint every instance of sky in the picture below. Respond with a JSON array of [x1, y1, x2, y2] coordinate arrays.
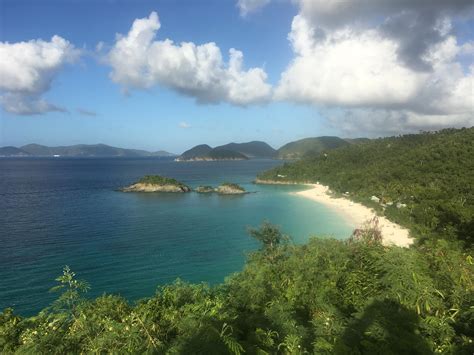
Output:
[[0, 0, 473, 153]]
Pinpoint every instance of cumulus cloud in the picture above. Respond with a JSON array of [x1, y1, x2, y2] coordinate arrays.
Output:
[[107, 12, 271, 106], [275, 16, 425, 108], [237, 0, 271, 16], [0, 35, 79, 115], [274, 0, 474, 134]]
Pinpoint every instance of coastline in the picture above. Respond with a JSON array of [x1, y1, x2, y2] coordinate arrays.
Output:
[[294, 184, 413, 247]]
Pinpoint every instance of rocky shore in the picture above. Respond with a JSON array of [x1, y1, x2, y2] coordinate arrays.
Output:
[[216, 183, 246, 194], [121, 183, 191, 193]]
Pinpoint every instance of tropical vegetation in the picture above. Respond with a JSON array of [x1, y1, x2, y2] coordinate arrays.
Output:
[[1, 221, 472, 353]]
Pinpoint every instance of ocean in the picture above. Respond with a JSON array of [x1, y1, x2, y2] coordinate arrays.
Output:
[[0, 158, 353, 315]]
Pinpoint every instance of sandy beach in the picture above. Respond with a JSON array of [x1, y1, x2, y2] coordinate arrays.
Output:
[[295, 184, 413, 247]]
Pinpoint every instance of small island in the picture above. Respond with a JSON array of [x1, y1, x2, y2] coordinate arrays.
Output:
[[216, 182, 246, 194], [175, 145, 249, 161], [121, 175, 191, 193]]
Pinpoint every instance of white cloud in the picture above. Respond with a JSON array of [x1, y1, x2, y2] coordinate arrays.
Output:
[[0, 35, 79, 115], [237, 0, 270, 16], [107, 12, 271, 106], [179, 121, 191, 128], [274, 3, 474, 134], [276, 16, 426, 108]]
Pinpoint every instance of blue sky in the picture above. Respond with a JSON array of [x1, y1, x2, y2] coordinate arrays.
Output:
[[1, 0, 473, 153]]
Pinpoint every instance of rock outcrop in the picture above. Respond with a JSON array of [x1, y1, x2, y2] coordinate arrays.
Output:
[[216, 183, 246, 194], [121, 175, 191, 193]]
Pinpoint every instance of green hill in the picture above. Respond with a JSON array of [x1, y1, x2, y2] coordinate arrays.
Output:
[[0, 146, 30, 157], [208, 148, 248, 160], [177, 144, 249, 161], [344, 137, 371, 144], [260, 128, 474, 247], [176, 144, 213, 160], [16, 144, 175, 157], [277, 136, 350, 159], [215, 141, 277, 158]]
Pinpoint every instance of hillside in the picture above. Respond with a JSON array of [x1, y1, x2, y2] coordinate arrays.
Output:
[[176, 145, 248, 161], [177, 144, 213, 160], [207, 148, 248, 160], [259, 128, 474, 248], [7, 144, 175, 157], [344, 137, 371, 144], [0, 146, 30, 157], [214, 141, 277, 158], [277, 136, 350, 159], [151, 150, 176, 157]]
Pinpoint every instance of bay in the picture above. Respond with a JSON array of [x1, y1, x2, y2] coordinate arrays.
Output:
[[0, 158, 352, 315]]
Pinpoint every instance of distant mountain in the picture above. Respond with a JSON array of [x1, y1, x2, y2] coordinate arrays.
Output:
[[277, 136, 350, 159], [214, 141, 277, 158], [0, 144, 175, 157], [177, 144, 213, 160], [207, 149, 248, 160], [151, 150, 176, 157], [176, 144, 248, 161], [0, 146, 30, 157]]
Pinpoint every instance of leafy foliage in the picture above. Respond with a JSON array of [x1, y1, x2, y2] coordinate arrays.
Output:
[[1, 223, 472, 354]]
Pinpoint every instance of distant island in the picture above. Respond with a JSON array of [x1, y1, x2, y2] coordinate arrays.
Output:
[[175, 141, 277, 161], [121, 175, 192, 193], [121, 175, 246, 194], [1, 137, 369, 159], [175, 138, 368, 161], [0, 144, 176, 158], [175, 144, 249, 161]]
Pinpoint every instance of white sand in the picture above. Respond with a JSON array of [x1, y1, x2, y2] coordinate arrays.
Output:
[[294, 184, 413, 247]]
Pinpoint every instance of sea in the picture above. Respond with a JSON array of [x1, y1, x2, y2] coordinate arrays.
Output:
[[0, 157, 353, 315]]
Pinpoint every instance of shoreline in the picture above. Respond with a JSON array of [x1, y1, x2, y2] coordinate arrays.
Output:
[[293, 184, 413, 247]]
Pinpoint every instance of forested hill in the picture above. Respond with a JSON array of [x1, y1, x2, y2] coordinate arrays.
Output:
[[259, 128, 474, 248], [215, 141, 277, 158], [0, 144, 176, 157], [277, 136, 350, 159]]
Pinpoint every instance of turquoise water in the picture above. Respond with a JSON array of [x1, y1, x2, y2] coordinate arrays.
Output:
[[0, 158, 353, 315]]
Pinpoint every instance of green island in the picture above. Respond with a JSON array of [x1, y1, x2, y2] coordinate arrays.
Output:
[[2, 128, 473, 354], [121, 175, 192, 193], [176, 144, 249, 161]]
